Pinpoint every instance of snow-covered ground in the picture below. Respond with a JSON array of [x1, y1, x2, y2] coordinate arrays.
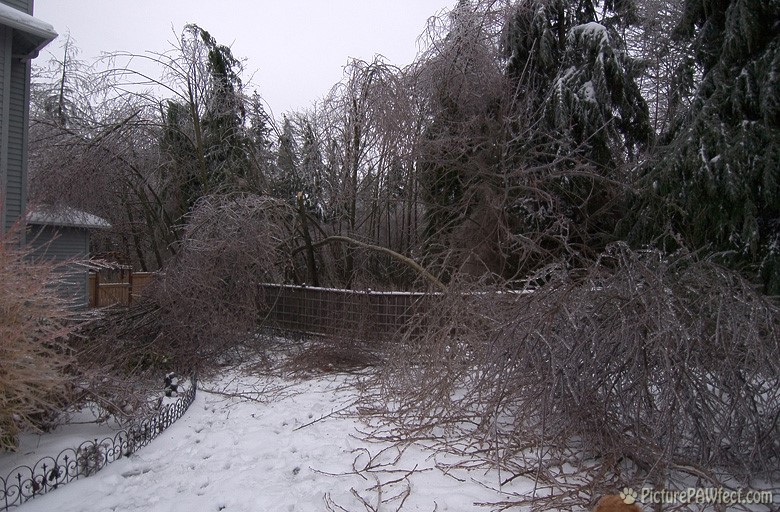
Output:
[[2, 368, 525, 512], [4, 358, 777, 512]]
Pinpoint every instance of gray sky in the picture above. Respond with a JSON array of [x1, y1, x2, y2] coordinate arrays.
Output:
[[33, 0, 454, 116]]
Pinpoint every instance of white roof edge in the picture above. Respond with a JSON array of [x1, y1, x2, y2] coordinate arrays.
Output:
[[0, 3, 57, 42], [27, 206, 112, 230]]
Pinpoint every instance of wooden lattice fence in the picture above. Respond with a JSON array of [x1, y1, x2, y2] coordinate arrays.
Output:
[[88, 270, 156, 307]]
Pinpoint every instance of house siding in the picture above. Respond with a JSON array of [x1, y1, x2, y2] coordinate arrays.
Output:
[[28, 224, 90, 308], [0, 0, 43, 233], [6, 43, 27, 231], [0, 1, 32, 15], [0, 25, 8, 231]]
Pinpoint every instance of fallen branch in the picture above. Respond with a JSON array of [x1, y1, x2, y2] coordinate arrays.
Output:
[[293, 401, 357, 431]]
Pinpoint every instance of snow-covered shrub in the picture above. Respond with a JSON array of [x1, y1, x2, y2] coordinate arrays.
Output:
[[375, 243, 780, 507], [0, 226, 77, 450]]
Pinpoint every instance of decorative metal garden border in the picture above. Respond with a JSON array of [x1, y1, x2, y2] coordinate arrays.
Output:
[[0, 375, 197, 510]]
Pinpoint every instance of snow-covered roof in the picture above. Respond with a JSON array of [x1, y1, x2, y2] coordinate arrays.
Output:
[[27, 206, 111, 229], [0, 3, 57, 59]]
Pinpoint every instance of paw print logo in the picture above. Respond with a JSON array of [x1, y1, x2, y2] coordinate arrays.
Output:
[[620, 487, 638, 505]]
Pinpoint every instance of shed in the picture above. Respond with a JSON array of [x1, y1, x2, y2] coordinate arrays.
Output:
[[26, 205, 111, 308]]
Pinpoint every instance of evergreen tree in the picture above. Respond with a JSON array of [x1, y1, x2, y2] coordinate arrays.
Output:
[[245, 90, 275, 192], [38, 35, 83, 129], [501, 0, 652, 270], [248, 91, 274, 156], [190, 25, 251, 189], [299, 121, 325, 217], [504, 0, 651, 171], [156, 25, 254, 215], [160, 100, 205, 218], [414, 0, 652, 279], [273, 116, 302, 201], [627, 0, 780, 293]]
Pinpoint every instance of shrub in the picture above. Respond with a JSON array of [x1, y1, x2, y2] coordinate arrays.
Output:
[[0, 226, 76, 450]]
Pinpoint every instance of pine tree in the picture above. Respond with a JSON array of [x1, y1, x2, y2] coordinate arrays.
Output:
[[191, 25, 251, 189], [504, 0, 651, 170], [628, 0, 780, 293], [157, 25, 254, 213], [273, 116, 302, 201], [299, 121, 325, 217], [502, 0, 652, 269], [246, 90, 275, 192], [248, 91, 274, 156]]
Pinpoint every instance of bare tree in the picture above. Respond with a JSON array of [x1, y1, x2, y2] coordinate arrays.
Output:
[[30, 25, 270, 270], [29, 39, 170, 270], [287, 57, 431, 288]]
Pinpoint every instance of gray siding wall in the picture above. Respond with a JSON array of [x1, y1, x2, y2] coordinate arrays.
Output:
[[0, 0, 35, 232], [0, 1, 32, 15], [28, 225, 90, 308], [6, 41, 28, 231], [0, 22, 31, 233], [0, 25, 8, 232]]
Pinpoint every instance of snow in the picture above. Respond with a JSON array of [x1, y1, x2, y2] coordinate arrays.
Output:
[[260, 282, 432, 297], [27, 206, 111, 230], [5, 353, 775, 511], [0, 411, 121, 477], [4, 369, 527, 512], [260, 283, 533, 297], [569, 22, 609, 45], [574, 22, 607, 39], [552, 66, 578, 102], [0, 383, 189, 479], [580, 81, 596, 103]]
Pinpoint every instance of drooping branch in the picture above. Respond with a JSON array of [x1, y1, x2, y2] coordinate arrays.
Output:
[[293, 235, 447, 292]]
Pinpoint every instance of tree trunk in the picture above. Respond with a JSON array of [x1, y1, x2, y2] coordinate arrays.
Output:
[[297, 192, 319, 287]]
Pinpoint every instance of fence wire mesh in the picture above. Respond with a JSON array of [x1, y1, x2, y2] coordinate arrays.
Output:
[[257, 284, 435, 341]]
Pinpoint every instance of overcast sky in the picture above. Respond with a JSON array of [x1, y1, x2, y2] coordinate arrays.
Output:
[[34, 0, 454, 117]]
